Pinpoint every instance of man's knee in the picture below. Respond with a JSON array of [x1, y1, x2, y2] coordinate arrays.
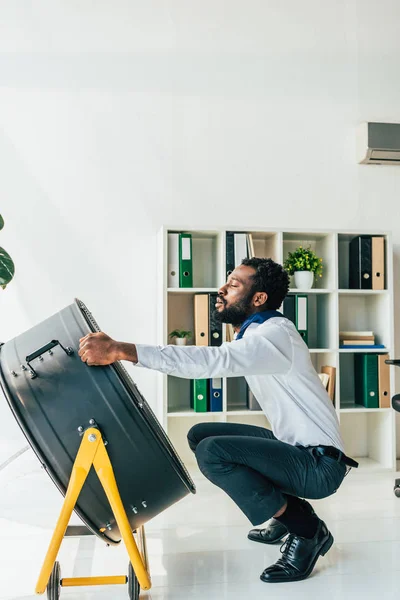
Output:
[[195, 437, 231, 478], [187, 423, 204, 453]]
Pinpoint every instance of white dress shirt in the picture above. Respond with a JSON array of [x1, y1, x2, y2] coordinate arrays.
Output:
[[135, 316, 344, 451]]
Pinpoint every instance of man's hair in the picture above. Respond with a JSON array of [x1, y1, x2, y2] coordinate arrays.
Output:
[[241, 257, 289, 310]]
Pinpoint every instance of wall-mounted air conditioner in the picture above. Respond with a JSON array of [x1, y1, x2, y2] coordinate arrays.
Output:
[[357, 122, 400, 165]]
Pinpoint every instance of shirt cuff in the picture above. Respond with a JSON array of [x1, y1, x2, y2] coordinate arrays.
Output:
[[134, 344, 164, 370]]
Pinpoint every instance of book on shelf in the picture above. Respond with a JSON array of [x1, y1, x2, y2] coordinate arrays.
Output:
[[320, 366, 336, 402], [339, 330, 380, 349], [340, 344, 385, 349], [339, 330, 374, 338], [340, 331, 374, 341], [341, 340, 375, 346], [318, 373, 330, 389], [247, 233, 255, 258]]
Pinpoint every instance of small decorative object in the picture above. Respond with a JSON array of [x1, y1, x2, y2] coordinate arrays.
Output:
[[283, 246, 323, 290], [0, 214, 15, 290], [168, 329, 192, 346]]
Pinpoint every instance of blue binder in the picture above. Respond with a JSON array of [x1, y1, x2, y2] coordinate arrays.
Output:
[[209, 378, 223, 412]]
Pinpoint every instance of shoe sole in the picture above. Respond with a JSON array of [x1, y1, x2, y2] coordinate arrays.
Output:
[[260, 532, 334, 583], [247, 532, 288, 545]]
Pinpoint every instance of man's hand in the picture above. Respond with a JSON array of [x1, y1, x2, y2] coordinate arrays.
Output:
[[78, 332, 121, 366]]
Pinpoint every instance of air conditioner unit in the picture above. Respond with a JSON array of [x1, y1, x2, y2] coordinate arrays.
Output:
[[357, 122, 400, 165]]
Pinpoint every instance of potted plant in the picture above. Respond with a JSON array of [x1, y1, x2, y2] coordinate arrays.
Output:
[[0, 214, 15, 290], [283, 246, 323, 290], [168, 329, 192, 346]]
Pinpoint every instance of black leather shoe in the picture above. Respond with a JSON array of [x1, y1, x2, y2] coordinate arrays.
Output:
[[248, 518, 288, 545], [248, 499, 315, 545], [260, 519, 333, 583]]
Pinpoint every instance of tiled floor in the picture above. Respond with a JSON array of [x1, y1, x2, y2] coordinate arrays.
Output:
[[1, 449, 400, 599]]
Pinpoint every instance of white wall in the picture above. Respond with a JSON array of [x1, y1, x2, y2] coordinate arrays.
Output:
[[1, 0, 400, 448]]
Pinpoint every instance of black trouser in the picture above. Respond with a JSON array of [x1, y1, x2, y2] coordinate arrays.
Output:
[[187, 422, 346, 526]]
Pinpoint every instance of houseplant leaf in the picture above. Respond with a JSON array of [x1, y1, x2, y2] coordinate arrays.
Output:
[[0, 247, 15, 289]]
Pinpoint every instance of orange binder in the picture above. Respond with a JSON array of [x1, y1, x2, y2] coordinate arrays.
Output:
[[378, 354, 390, 408], [194, 294, 209, 346], [372, 236, 385, 290], [321, 365, 336, 403]]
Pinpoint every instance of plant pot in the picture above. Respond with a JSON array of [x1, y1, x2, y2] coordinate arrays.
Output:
[[294, 271, 314, 290], [175, 338, 187, 346]]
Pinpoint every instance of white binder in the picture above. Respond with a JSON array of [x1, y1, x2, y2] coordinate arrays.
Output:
[[168, 233, 179, 288], [234, 233, 248, 267]]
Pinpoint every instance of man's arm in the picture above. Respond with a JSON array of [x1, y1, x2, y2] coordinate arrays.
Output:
[[133, 332, 291, 379], [78, 326, 292, 379], [117, 342, 139, 364]]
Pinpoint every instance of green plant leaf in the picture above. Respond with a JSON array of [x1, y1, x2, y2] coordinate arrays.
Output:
[[0, 215, 4, 231], [0, 247, 15, 286], [283, 245, 323, 277], [169, 329, 192, 338]]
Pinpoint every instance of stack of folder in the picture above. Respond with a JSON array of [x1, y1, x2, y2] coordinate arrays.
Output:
[[190, 378, 223, 412], [224, 231, 255, 343], [194, 293, 223, 347], [339, 331, 384, 350], [168, 232, 193, 288], [349, 235, 385, 290], [282, 295, 308, 345], [191, 293, 224, 413], [354, 353, 390, 408], [226, 232, 255, 277]]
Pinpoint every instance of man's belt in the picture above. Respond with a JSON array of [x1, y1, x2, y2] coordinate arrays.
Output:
[[312, 445, 359, 469]]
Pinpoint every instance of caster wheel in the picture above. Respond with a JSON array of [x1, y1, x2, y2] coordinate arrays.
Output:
[[394, 486, 400, 498], [47, 561, 61, 600], [128, 562, 140, 599]]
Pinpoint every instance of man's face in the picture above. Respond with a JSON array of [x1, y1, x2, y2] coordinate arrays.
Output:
[[215, 265, 260, 327]]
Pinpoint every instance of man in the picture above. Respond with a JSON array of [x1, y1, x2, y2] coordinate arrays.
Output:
[[78, 257, 357, 584]]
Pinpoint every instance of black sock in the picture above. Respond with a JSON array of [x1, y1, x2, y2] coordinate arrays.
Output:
[[275, 496, 319, 539]]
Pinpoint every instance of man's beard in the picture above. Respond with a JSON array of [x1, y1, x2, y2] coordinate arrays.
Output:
[[214, 294, 254, 327]]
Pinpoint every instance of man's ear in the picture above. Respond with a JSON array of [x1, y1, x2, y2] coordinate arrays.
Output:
[[253, 292, 268, 307]]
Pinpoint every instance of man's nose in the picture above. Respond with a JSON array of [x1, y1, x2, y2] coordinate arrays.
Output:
[[218, 284, 227, 296]]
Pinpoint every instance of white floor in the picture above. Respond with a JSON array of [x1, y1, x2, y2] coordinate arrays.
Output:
[[2, 451, 400, 600]]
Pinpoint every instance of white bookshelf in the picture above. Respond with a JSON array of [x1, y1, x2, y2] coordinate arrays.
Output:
[[158, 227, 396, 473]]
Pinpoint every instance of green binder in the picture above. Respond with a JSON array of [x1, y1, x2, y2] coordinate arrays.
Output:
[[295, 295, 308, 346], [354, 354, 379, 408], [179, 233, 193, 287], [190, 379, 208, 412]]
